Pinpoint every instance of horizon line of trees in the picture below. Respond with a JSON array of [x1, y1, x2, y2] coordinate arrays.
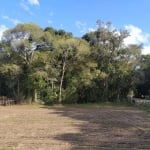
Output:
[[0, 20, 149, 104]]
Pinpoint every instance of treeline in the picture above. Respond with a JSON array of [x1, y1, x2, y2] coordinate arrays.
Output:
[[0, 21, 149, 104]]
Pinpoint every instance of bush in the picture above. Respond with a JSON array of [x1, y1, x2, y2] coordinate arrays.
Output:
[[40, 88, 58, 105]]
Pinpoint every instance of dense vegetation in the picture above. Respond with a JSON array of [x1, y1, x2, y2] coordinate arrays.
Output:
[[0, 21, 149, 104]]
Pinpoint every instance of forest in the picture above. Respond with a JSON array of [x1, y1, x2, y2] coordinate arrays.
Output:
[[0, 20, 150, 105]]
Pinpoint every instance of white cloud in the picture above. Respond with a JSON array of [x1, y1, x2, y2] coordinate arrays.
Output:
[[28, 0, 39, 6], [142, 45, 150, 55], [48, 20, 53, 24], [75, 21, 87, 34], [2, 15, 22, 25], [47, 11, 54, 25], [20, 2, 33, 15], [0, 25, 8, 41], [87, 27, 96, 32], [124, 25, 149, 45], [75, 20, 96, 35], [60, 24, 64, 28], [124, 25, 150, 55], [49, 11, 54, 17]]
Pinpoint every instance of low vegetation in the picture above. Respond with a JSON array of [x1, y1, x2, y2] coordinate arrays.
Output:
[[0, 104, 149, 150]]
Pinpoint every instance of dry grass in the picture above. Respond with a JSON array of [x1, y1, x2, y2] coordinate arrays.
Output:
[[0, 105, 149, 150]]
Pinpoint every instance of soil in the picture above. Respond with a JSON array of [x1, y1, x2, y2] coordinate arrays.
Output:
[[0, 105, 149, 150]]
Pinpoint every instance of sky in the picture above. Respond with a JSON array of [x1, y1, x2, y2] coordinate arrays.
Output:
[[0, 0, 150, 54]]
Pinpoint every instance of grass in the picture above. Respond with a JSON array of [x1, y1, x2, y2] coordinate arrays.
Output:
[[135, 104, 150, 113], [62, 100, 150, 113], [0, 104, 149, 150], [63, 101, 149, 110]]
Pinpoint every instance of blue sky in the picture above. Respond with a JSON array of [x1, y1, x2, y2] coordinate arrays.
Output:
[[0, 0, 150, 54]]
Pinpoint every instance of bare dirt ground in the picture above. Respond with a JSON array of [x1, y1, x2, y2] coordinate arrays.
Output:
[[0, 105, 149, 150]]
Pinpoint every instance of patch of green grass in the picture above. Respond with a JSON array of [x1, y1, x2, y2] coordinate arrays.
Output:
[[135, 104, 150, 113], [62, 101, 134, 108], [44, 100, 150, 113]]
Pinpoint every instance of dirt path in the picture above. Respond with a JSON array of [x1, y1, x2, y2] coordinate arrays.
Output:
[[0, 105, 149, 150]]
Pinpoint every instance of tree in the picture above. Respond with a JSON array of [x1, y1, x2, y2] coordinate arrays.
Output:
[[82, 20, 142, 102], [0, 21, 143, 104], [0, 64, 21, 98], [135, 54, 150, 98], [0, 23, 51, 101], [53, 38, 90, 102]]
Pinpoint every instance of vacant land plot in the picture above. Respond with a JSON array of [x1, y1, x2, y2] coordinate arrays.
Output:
[[0, 105, 149, 150]]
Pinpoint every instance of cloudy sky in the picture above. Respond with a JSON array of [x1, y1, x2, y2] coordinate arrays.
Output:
[[0, 0, 150, 54]]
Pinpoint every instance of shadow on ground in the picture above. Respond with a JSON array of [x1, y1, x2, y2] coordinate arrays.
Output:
[[47, 106, 150, 150]]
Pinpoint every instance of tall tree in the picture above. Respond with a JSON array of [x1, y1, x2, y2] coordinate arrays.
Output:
[[135, 54, 150, 98], [53, 38, 91, 102], [0, 23, 50, 101], [83, 20, 142, 102], [0, 64, 21, 98]]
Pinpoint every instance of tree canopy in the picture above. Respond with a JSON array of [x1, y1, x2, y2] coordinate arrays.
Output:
[[0, 21, 148, 104]]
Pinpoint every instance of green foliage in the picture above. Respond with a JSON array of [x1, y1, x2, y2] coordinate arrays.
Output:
[[27, 71, 47, 90], [82, 20, 141, 102], [135, 55, 150, 98], [0, 21, 144, 104], [41, 87, 58, 105]]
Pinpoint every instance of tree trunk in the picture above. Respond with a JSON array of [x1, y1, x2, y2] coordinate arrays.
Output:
[[17, 78, 20, 97], [33, 89, 38, 102], [104, 78, 108, 102], [117, 88, 121, 102], [59, 61, 66, 103]]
